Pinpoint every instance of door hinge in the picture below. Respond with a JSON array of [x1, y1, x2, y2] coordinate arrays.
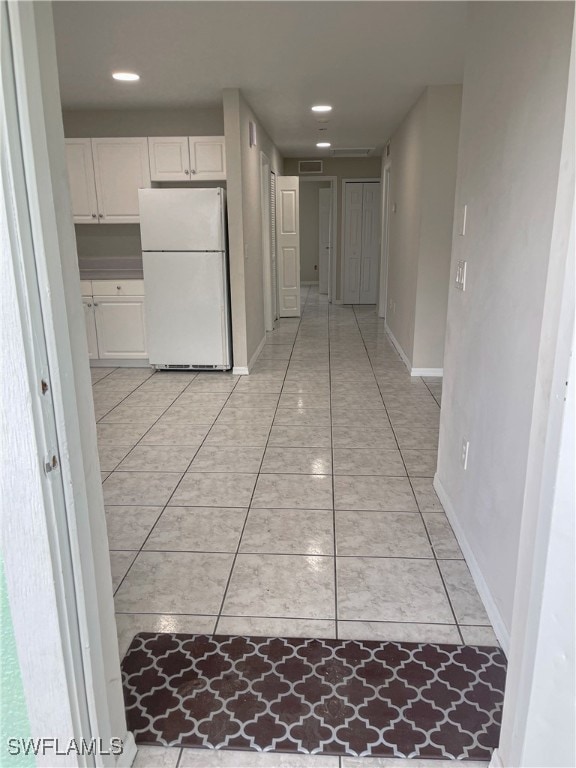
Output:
[[44, 453, 59, 475], [41, 378, 49, 395]]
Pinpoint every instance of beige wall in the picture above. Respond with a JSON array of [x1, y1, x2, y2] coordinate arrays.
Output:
[[62, 106, 224, 137], [386, 85, 462, 371], [300, 180, 330, 283], [284, 157, 381, 300], [436, 2, 573, 647], [223, 88, 283, 370]]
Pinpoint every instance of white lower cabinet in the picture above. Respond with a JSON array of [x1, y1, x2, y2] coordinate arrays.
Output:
[[94, 297, 147, 359], [82, 280, 147, 361]]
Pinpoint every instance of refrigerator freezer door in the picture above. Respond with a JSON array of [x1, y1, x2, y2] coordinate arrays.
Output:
[[143, 251, 231, 368], [139, 188, 225, 252]]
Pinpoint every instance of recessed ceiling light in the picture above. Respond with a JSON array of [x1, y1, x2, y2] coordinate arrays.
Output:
[[316, 142, 331, 148], [112, 72, 140, 81], [312, 105, 332, 113]]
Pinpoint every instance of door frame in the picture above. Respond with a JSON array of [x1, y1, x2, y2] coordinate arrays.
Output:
[[299, 175, 337, 302], [260, 151, 274, 331], [341, 178, 381, 305], [2, 3, 134, 765], [378, 160, 392, 318]]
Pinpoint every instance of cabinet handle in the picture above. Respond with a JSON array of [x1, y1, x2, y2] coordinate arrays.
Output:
[[191, 169, 197, 175], [184, 169, 190, 175], [98, 213, 104, 219], [93, 302, 99, 307], [92, 213, 97, 219], [87, 303, 92, 307]]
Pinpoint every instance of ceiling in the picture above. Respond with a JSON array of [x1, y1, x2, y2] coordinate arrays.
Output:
[[53, 1, 468, 157]]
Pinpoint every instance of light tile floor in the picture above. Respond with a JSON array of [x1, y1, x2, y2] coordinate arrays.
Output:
[[92, 287, 497, 767]]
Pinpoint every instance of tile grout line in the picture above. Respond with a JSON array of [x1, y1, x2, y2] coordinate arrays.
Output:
[[110, 371, 242, 597], [353, 304, 465, 644], [213, 290, 307, 633]]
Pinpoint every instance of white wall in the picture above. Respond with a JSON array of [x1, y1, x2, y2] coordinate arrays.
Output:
[[62, 106, 224, 137], [435, 1, 574, 651], [223, 88, 283, 371], [386, 85, 462, 372]]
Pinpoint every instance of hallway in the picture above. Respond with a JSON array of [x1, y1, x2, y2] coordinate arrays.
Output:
[[95, 286, 497, 664]]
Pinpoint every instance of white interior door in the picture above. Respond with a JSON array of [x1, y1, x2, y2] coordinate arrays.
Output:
[[359, 182, 381, 304], [276, 176, 300, 317], [318, 187, 331, 295], [343, 183, 364, 304]]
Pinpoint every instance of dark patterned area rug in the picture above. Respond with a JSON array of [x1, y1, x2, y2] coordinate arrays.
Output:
[[122, 633, 506, 760]]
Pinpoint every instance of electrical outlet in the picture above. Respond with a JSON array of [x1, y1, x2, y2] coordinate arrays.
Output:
[[461, 439, 469, 470], [456, 260, 467, 291]]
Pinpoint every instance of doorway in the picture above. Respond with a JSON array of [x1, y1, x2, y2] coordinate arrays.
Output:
[[342, 179, 381, 304], [299, 176, 337, 301]]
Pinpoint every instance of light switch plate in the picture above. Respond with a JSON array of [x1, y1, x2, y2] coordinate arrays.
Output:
[[456, 260, 467, 291]]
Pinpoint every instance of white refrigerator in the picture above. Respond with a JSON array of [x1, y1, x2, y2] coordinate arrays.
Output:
[[139, 188, 232, 370]]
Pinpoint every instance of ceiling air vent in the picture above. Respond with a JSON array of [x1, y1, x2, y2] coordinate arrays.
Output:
[[329, 148, 375, 158], [299, 160, 323, 174]]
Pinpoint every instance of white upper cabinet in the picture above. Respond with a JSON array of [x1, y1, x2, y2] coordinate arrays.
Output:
[[148, 136, 226, 182], [65, 139, 98, 223], [189, 137, 226, 180], [65, 137, 151, 224], [92, 138, 151, 224], [148, 137, 191, 181]]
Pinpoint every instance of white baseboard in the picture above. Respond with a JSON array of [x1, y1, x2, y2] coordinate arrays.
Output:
[[116, 731, 137, 767], [412, 367, 444, 377], [90, 359, 151, 369], [385, 323, 412, 372], [384, 325, 444, 377], [489, 748, 504, 767], [233, 334, 266, 376], [433, 474, 510, 655]]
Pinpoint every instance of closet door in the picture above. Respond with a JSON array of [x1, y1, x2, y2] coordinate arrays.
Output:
[[359, 182, 381, 304], [343, 183, 364, 304], [276, 176, 300, 317]]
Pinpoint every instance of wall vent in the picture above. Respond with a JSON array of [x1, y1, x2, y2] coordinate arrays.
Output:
[[299, 160, 323, 174], [329, 148, 375, 158]]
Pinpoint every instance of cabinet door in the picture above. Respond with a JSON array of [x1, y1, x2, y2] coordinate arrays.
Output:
[[65, 139, 98, 223], [148, 137, 190, 181], [94, 296, 147, 359], [92, 138, 151, 224], [189, 136, 226, 180], [82, 298, 99, 359]]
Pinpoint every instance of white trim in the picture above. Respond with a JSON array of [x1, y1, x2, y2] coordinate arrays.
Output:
[[378, 160, 391, 318], [433, 475, 510, 655], [489, 749, 504, 768], [385, 322, 412, 371], [115, 733, 137, 768], [260, 151, 273, 332], [233, 333, 266, 375], [411, 367, 444, 378]]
